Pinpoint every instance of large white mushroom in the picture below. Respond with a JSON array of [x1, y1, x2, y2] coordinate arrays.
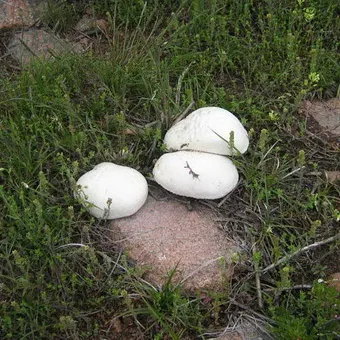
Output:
[[164, 106, 249, 155], [75, 162, 148, 219], [153, 151, 239, 199]]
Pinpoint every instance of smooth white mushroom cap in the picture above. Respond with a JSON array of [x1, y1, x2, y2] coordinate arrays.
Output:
[[75, 162, 148, 219], [153, 151, 239, 199], [164, 107, 249, 155]]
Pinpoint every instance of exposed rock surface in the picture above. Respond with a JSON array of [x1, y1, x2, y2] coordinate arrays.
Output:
[[8, 29, 82, 64], [111, 190, 238, 291], [325, 170, 340, 183], [1, 0, 83, 65], [215, 320, 272, 340], [303, 98, 340, 138], [0, 0, 34, 31], [75, 16, 109, 33], [328, 272, 340, 292]]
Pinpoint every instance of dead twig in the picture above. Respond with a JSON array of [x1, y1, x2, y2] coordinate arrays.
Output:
[[252, 242, 263, 309], [18, 37, 39, 58], [264, 284, 313, 293], [56, 243, 86, 249], [173, 100, 195, 125], [180, 256, 225, 285], [175, 64, 193, 105], [262, 234, 340, 274], [229, 299, 274, 323]]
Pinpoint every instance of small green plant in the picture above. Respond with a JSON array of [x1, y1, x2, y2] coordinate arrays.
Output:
[[40, 0, 80, 33], [121, 268, 204, 339], [270, 281, 340, 339]]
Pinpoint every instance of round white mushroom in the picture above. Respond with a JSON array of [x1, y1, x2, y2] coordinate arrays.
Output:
[[164, 106, 249, 155], [75, 162, 148, 219], [153, 151, 239, 199]]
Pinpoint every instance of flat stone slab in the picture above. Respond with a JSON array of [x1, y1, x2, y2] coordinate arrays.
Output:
[[8, 29, 82, 64], [111, 193, 237, 292], [303, 98, 340, 138], [0, 0, 34, 31]]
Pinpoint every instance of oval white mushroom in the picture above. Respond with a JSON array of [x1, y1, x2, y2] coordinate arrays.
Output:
[[153, 151, 239, 199], [164, 106, 249, 155], [75, 162, 148, 219]]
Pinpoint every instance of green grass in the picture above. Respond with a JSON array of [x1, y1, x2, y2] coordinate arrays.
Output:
[[1, 0, 339, 338]]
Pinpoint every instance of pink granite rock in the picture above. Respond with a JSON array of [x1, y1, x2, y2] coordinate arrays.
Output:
[[111, 193, 237, 292], [0, 0, 34, 31], [8, 29, 83, 64], [303, 98, 340, 138]]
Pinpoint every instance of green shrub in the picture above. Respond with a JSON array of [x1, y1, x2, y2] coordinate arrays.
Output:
[[270, 282, 340, 339]]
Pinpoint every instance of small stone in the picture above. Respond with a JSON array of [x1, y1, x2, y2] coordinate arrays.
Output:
[[325, 171, 340, 184], [75, 16, 109, 33], [123, 127, 137, 135], [111, 318, 123, 333], [8, 29, 83, 65], [78, 37, 91, 47], [303, 98, 340, 138], [328, 272, 340, 292], [111, 191, 238, 292], [0, 0, 34, 31], [75, 16, 95, 32], [95, 19, 109, 32]]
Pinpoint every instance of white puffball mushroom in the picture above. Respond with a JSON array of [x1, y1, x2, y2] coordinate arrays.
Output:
[[164, 106, 249, 155], [153, 151, 239, 199], [75, 162, 148, 219]]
